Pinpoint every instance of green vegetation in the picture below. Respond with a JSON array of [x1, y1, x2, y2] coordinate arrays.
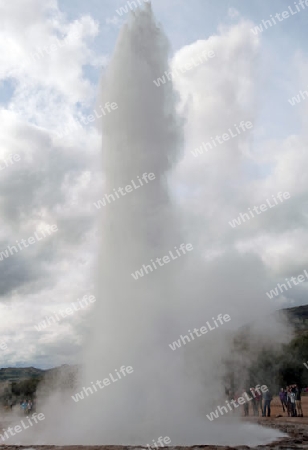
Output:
[[11, 378, 42, 397], [0, 367, 43, 382], [0, 365, 79, 407]]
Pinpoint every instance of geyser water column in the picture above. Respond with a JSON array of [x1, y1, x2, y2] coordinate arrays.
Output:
[[53, 4, 285, 446], [81, 2, 191, 443]]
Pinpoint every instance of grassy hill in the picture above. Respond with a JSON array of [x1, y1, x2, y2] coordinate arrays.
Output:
[[0, 364, 79, 383], [282, 304, 308, 331], [0, 367, 44, 382], [0, 364, 79, 406]]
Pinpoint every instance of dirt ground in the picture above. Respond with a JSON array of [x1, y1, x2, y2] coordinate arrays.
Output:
[[244, 393, 308, 422]]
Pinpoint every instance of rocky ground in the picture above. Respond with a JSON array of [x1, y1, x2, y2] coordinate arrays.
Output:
[[253, 393, 308, 448]]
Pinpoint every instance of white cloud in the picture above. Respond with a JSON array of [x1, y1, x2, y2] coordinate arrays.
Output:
[[0, 0, 103, 367]]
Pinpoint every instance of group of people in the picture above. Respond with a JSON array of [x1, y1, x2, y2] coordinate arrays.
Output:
[[20, 399, 33, 414], [240, 388, 273, 417], [229, 387, 273, 417], [279, 385, 303, 417], [232, 385, 305, 418]]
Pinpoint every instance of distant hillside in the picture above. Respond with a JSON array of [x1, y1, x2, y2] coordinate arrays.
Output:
[[0, 365, 80, 406], [283, 304, 308, 321], [0, 367, 44, 382], [0, 365, 79, 386], [282, 304, 308, 332]]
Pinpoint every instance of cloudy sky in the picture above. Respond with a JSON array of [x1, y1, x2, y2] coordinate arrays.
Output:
[[0, 0, 308, 369]]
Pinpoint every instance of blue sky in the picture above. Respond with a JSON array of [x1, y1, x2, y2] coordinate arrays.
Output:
[[3, 0, 306, 137]]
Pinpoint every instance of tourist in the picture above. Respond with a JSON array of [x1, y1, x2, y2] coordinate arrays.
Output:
[[286, 387, 292, 416], [279, 388, 286, 412], [262, 389, 272, 417], [250, 388, 259, 416], [287, 386, 296, 416], [291, 385, 298, 416], [254, 388, 262, 415], [295, 385, 303, 417], [21, 399, 28, 415], [27, 399, 33, 413], [243, 392, 249, 416]]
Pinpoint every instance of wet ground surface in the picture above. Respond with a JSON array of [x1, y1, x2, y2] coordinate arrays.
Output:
[[0, 418, 307, 450], [1, 398, 308, 449], [247, 417, 308, 449]]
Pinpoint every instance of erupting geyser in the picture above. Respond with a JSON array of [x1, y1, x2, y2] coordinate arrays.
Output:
[[32, 4, 286, 446]]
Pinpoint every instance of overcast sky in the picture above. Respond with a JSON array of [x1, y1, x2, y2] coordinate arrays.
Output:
[[0, 0, 308, 369]]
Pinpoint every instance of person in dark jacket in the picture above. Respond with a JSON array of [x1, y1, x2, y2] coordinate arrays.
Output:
[[250, 388, 259, 416], [262, 390, 272, 417], [287, 387, 296, 416], [295, 385, 303, 417], [279, 388, 287, 412]]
